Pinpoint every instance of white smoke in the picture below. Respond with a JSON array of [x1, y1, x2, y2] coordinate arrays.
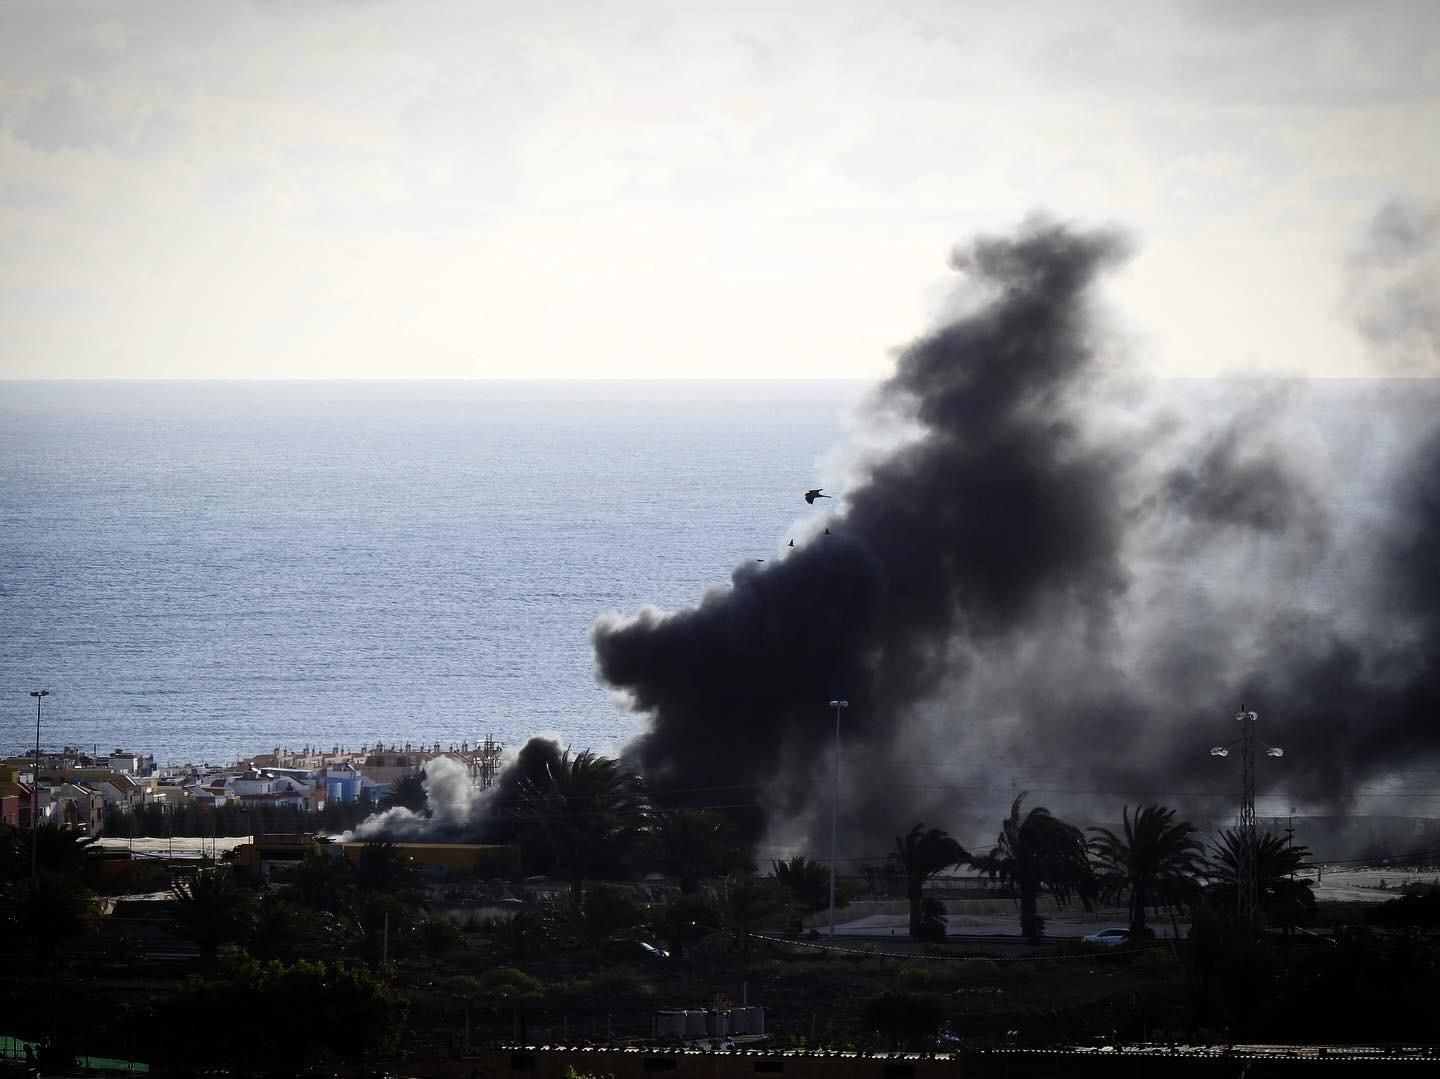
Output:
[[344, 755, 497, 841]]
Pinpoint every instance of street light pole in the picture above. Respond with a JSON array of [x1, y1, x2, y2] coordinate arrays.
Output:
[[827, 698, 849, 939], [29, 688, 50, 885], [1210, 705, 1284, 929]]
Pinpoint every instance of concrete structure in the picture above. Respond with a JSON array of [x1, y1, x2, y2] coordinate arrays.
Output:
[[49, 781, 105, 833], [104, 750, 157, 777], [0, 767, 24, 829]]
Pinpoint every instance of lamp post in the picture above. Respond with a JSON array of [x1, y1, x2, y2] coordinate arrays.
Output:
[[827, 698, 848, 939], [1210, 705, 1284, 928], [28, 689, 50, 885]]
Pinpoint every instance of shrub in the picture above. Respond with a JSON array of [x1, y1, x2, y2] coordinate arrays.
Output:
[[477, 966, 545, 1000], [417, 915, 467, 957], [862, 990, 948, 1049]]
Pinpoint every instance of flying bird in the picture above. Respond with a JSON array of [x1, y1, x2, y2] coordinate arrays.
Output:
[[824, 527, 831, 535], [804, 489, 830, 504], [788, 539, 794, 548]]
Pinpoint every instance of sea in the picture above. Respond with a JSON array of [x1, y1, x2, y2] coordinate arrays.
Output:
[[1, 380, 868, 767]]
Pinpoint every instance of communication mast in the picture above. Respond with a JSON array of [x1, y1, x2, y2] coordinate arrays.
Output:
[[1210, 706, 1284, 928]]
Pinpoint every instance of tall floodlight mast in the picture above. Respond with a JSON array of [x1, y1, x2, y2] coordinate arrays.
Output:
[[1210, 706, 1284, 928]]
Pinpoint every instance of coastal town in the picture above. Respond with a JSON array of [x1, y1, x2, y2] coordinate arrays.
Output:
[[0, 738, 503, 837]]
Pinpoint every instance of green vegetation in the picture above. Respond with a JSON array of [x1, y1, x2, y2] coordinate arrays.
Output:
[[102, 794, 379, 838], [1090, 804, 1205, 938], [514, 749, 648, 909], [769, 854, 839, 914], [1207, 829, 1317, 926], [157, 954, 406, 1075], [977, 794, 1096, 943], [645, 808, 748, 894], [888, 823, 969, 939], [10, 775, 1436, 1069], [170, 867, 255, 970]]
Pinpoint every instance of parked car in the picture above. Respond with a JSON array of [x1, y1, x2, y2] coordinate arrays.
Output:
[[1082, 927, 1131, 946]]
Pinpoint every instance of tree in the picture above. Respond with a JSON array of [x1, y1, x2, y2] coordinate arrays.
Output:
[[381, 771, 428, 814], [515, 749, 648, 909], [248, 892, 334, 961], [275, 848, 352, 913], [1207, 829, 1316, 928], [171, 868, 255, 971], [977, 794, 1095, 943], [652, 891, 718, 961], [769, 855, 837, 914], [350, 840, 421, 901], [1089, 804, 1205, 938], [11, 873, 101, 964], [0, 827, 103, 888], [646, 808, 747, 893], [888, 824, 969, 940], [159, 955, 407, 1075], [709, 874, 791, 988]]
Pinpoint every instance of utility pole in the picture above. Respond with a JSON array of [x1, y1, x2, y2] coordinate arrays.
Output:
[[827, 699, 849, 939], [1211, 706, 1283, 929], [28, 689, 49, 885]]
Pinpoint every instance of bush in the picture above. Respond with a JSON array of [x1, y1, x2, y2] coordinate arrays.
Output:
[[1367, 887, 1440, 929], [915, 896, 947, 942], [588, 968, 655, 1007], [862, 990, 948, 1049], [895, 966, 932, 992], [417, 915, 467, 957], [477, 966, 545, 1000], [157, 956, 405, 1074]]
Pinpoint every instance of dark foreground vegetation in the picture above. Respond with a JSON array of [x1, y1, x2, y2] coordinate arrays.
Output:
[[4, 754, 1440, 1076]]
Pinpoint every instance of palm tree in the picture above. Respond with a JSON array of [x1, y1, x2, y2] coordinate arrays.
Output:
[[646, 808, 747, 893], [769, 855, 834, 913], [977, 794, 1095, 943], [171, 867, 255, 970], [888, 824, 969, 940], [1090, 804, 1205, 938], [2, 828, 104, 887], [515, 749, 648, 909], [351, 840, 421, 901], [381, 772, 428, 814], [1207, 829, 1316, 927]]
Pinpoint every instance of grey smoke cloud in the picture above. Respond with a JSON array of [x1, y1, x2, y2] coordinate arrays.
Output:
[[348, 754, 494, 841], [1346, 198, 1440, 375]]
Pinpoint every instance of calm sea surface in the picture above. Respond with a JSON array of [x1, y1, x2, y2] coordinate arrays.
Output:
[[1, 381, 866, 766]]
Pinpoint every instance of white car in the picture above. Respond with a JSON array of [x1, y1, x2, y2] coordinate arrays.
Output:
[[1083, 927, 1131, 946]]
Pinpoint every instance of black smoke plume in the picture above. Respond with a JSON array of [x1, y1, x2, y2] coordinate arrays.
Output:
[[589, 214, 1440, 855], [593, 219, 1136, 843]]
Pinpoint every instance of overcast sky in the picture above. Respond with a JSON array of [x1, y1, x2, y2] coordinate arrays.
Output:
[[1, 0, 1436, 380]]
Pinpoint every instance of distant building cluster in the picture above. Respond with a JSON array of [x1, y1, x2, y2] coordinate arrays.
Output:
[[0, 736, 503, 835]]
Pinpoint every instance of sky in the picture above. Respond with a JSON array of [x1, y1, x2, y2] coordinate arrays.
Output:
[[0, 0, 1436, 380]]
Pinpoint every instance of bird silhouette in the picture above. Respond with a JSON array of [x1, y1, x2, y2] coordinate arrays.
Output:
[[788, 539, 795, 548], [804, 488, 830, 504], [824, 527, 831, 535]]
